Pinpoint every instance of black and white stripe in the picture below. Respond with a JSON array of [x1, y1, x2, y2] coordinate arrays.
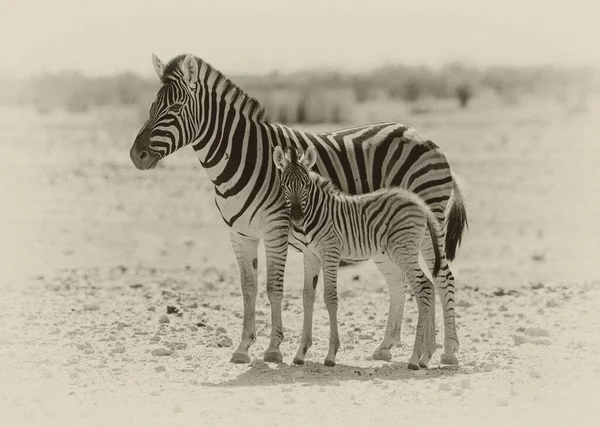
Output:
[[130, 53, 467, 365]]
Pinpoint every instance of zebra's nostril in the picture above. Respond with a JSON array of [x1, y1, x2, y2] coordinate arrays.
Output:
[[140, 151, 148, 160]]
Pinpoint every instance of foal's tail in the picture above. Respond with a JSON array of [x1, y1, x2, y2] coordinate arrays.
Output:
[[425, 211, 442, 278]]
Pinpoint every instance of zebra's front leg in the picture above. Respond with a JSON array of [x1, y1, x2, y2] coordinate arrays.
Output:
[[322, 250, 341, 367], [293, 251, 321, 365], [372, 254, 406, 362], [262, 231, 289, 363], [229, 231, 260, 364]]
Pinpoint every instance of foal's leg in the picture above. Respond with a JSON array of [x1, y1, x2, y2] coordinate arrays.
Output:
[[388, 242, 434, 370], [293, 251, 321, 365], [321, 250, 341, 367], [421, 232, 459, 365], [372, 254, 407, 362]]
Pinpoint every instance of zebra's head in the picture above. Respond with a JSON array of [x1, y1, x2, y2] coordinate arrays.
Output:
[[273, 145, 317, 224], [130, 53, 201, 170]]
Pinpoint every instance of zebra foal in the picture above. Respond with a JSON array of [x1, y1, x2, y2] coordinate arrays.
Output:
[[274, 145, 442, 369]]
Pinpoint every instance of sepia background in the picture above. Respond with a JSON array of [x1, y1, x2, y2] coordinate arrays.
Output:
[[1, 1, 599, 426]]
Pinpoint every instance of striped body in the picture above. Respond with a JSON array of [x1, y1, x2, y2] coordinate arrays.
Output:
[[130, 53, 467, 365]]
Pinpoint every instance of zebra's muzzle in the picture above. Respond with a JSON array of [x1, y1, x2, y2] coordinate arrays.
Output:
[[130, 130, 160, 170], [290, 203, 304, 224]]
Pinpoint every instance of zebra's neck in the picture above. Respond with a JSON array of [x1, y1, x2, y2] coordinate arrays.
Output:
[[189, 61, 270, 183]]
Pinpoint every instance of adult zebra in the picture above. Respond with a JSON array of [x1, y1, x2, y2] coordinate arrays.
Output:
[[130, 53, 468, 365]]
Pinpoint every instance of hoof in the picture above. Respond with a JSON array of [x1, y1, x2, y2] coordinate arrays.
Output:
[[292, 357, 305, 365], [440, 352, 459, 365], [324, 359, 336, 367], [230, 352, 251, 364], [419, 361, 429, 369], [407, 363, 420, 370], [372, 349, 392, 362], [263, 350, 284, 364]]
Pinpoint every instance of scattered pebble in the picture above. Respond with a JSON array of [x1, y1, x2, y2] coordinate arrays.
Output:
[[530, 370, 541, 378], [150, 390, 160, 396], [216, 326, 227, 334], [524, 327, 549, 337], [483, 364, 494, 372], [373, 378, 383, 385], [217, 336, 233, 348], [158, 315, 170, 324], [83, 303, 99, 311], [154, 365, 166, 372], [110, 347, 125, 354], [151, 348, 172, 357]]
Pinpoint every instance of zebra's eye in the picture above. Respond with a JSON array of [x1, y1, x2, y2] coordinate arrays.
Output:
[[171, 103, 183, 114]]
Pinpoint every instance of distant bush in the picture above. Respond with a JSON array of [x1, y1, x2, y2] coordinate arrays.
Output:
[[456, 83, 473, 108]]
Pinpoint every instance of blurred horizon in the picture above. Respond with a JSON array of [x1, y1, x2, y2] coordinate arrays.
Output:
[[1, 0, 599, 79]]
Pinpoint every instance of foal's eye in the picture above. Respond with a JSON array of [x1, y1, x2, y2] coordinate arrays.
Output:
[[171, 103, 183, 114]]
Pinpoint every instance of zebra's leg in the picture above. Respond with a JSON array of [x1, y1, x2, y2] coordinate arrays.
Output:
[[322, 251, 341, 367], [388, 243, 434, 370], [421, 231, 460, 365], [262, 229, 290, 363], [293, 251, 321, 365], [229, 231, 260, 364], [372, 254, 406, 362]]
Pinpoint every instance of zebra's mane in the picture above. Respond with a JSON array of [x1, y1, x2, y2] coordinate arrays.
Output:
[[162, 54, 270, 122], [308, 171, 344, 195]]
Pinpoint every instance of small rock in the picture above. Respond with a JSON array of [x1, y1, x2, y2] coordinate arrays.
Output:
[[497, 398, 508, 407], [110, 347, 125, 354], [373, 378, 383, 385], [483, 364, 494, 372], [359, 333, 372, 340], [151, 348, 172, 357], [216, 326, 227, 334], [511, 335, 530, 346], [530, 370, 541, 378], [83, 303, 99, 311], [154, 365, 166, 372], [217, 336, 233, 348], [524, 327, 549, 337], [365, 368, 376, 376], [189, 302, 198, 309], [158, 315, 170, 324], [166, 306, 179, 315], [150, 390, 160, 396], [456, 300, 471, 307], [330, 379, 340, 386], [439, 383, 452, 391]]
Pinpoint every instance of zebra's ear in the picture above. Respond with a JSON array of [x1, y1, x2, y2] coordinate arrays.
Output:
[[151, 53, 164, 80], [181, 54, 198, 89], [273, 146, 288, 170], [302, 146, 317, 169]]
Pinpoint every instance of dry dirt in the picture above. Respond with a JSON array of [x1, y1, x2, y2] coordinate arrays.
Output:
[[1, 96, 599, 427]]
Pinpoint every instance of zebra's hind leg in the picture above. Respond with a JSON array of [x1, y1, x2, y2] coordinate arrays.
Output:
[[421, 232, 459, 365], [372, 254, 406, 362], [388, 242, 434, 370], [262, 229, 290, 363], [293, 251, 321, 365], [229, 231, 260, 364]]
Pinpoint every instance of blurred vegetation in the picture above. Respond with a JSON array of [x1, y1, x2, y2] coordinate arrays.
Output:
[[0, 63, 597, 123]]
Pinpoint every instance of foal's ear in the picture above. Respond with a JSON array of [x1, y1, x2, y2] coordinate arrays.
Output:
[[273, 146, 288, 170], [302, 146, 317, 169]]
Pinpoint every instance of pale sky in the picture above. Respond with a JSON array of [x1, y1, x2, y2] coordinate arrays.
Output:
[[1, 0, 599, 78]]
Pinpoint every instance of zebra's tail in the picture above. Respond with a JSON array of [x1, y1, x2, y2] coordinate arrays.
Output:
[[425, 211, 442, 278], [444, 171, 468, 262]]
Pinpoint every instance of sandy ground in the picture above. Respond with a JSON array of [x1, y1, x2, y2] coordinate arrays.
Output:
[[1, 97, 600, 426]]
